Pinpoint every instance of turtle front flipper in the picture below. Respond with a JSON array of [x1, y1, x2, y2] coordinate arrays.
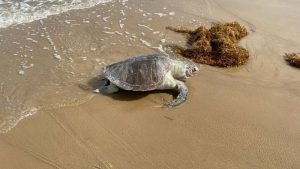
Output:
[[164, 80, 188, 108]]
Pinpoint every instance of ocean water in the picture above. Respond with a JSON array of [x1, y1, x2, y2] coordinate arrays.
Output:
[[0, 0, 115, 133], [0, 0, 112, 28]]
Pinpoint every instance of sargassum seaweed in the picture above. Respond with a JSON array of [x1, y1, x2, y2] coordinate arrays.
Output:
[[166, 22, 250, 67]]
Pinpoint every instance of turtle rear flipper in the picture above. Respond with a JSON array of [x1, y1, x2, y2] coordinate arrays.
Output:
[[164, 80, 188, 108]]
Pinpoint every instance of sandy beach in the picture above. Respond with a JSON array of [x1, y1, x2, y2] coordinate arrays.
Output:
[[1, 0, 300, 168]]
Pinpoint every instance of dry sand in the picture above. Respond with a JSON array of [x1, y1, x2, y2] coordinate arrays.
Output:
[[1, 0, 300, 168]]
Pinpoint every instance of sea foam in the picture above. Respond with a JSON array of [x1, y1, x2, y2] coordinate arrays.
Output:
[[0, 0, 113, 28]]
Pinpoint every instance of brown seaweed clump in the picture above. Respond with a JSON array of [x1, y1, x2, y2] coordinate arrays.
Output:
[[284, 53, 300, 68], [166, 22, 250, 67]]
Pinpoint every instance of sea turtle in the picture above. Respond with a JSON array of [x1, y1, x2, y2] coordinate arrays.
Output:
[[98, 54, 199, 107]]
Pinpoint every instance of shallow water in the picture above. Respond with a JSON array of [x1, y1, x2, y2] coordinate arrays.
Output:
[[0, 0, 112, 28]]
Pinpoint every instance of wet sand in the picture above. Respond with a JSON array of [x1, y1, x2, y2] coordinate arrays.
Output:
[[1, 0, 300, 168]]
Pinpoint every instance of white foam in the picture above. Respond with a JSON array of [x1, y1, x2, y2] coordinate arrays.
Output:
[[118, 20, 124, 29], [137, 24, 153, 31], [18, 70, 25, 75], [26, 38, 38, 43], [12, 41, 20, 45], [169, 12, 175, 16], [54, 53, 61, 60], [64, 20, 76, 24], [153, 13, 167, 17], [80, 56, 87, 60], [22, 63, 34, 69], [119, 0, 128, 5], [120, 10, 125, 16], [103, 31, 116, 35], [103, 27, 111, 30], [0, 107, 38, 133], [103, 31, 123, 35], [103, 16, 111, 22], [0, 0, 113, 28], [139, 39, 152, 47]]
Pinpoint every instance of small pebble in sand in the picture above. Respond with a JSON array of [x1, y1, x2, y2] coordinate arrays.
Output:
[[90, 47, 96, 51], [160, 39, 166, 43]]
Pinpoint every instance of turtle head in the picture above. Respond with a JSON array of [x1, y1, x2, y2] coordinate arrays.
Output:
[[185, 62, 199, 78]]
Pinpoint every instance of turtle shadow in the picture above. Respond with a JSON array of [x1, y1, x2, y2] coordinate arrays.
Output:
[[85, 77, 177, 101]]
